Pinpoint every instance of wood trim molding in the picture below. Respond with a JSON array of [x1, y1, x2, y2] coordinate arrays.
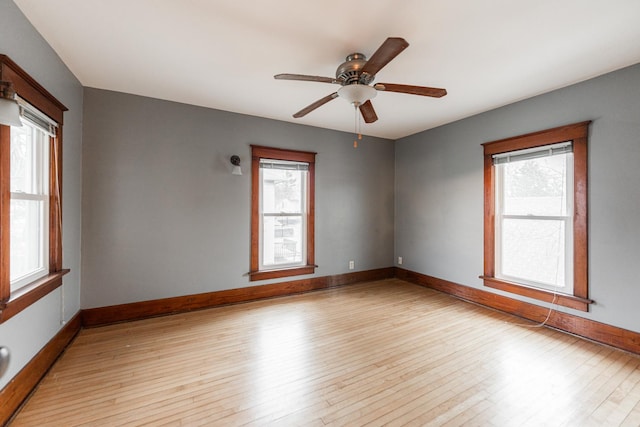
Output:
[[481, 121, 591, 156], [0, 312, 81, 426], [0, 125, 9, 303], [249, 265, 316, 281], [396, 268, 640, 355], [82, 267, 395, 327], [482, 152, 495, 279], [49, 128, 64, 273], [481, 275, 592, 312], [0, 54, 68, 123], [250, 145, 317, 164], [0, 270, 70, 323]]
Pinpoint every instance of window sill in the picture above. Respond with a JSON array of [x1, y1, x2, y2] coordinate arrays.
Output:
[[480, 275, 592, 312], [249, 265, 316, 281], [0, 269, 70, 323]]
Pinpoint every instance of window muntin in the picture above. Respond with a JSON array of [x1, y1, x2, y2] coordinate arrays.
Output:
[[259, 159, 308, 269], [10, 119, 51, 291], [494, 146, 573, 293]]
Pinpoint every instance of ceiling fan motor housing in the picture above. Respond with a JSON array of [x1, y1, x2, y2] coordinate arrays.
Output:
[[336, 53, 374, 85]]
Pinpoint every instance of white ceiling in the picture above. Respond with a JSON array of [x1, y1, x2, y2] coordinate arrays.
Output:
[[13, 0, 640, 140]]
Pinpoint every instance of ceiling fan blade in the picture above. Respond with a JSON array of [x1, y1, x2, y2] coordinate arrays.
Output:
[[293, 93, 339, 118], [360, 37, 409, 79], [359, 100, 378, 123], [374, 83, 447, 98], [275, 73, 339, 84]]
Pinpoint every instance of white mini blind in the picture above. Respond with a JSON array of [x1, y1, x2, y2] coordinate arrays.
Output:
[[492, 141, 572, 165], [259, 159, 309, 171], [17, 96, 58, 137]]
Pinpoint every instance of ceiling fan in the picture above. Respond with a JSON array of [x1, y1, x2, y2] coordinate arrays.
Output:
[[274, 37, 447, 124]]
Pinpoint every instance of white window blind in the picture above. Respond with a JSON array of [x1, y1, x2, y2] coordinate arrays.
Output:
[[492, 141, 572, 165], [17, 96, 58, 137], [259, 159, 309, 171]]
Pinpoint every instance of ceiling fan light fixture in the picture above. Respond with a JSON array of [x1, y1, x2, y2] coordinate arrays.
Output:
[[337, 84, 377, 106], [0, 81, 22, 127]]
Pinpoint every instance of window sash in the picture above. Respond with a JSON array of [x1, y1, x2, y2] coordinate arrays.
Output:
[[495, 216, 573, 293], [9, 198, 49, 291], [258, 165, 308, 270], [9, 118, 51, 292], [10, 118, 50, 195], [494, 152, 574, 294]]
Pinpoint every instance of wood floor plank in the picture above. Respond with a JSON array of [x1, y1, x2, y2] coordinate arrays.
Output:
[[10, 279, 640, 426], [620, 400, 640, 426]]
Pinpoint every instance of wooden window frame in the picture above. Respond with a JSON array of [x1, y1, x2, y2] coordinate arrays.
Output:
[[0, 55, 69, 323], [250, 145, 316, 281], [481, 121, 592, 312]]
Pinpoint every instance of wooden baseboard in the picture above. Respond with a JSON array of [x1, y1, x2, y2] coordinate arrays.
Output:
[[0, 312, 81, 426], [82, 267, 395, 327], [395, 268, 640, 355]]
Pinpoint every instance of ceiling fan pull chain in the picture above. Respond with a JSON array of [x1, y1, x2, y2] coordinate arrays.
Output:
[[353, 104, 359, 148], [358, 105, 363, 141]]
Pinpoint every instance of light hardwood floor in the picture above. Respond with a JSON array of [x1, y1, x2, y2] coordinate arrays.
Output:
[[11, 279, 640, 426]]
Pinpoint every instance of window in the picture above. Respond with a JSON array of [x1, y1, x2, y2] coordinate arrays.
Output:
[[0, 55, 68, 323], [10, 114, 51, 292], [482, 122, 591, 311], [494, 142, 574, 294], [250, 145, 316, 281]]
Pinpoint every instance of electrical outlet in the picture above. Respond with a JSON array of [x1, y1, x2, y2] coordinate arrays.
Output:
[[349, 260, 355, 270], [398, 256, 403, 265]]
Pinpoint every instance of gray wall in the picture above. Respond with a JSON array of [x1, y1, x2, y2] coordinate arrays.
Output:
[[395, 62, 640, 333], [0, 0, 83, 389], [81, 88, 395, 308]]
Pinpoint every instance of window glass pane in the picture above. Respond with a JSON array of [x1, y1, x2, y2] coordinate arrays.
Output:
[[502, 154, 570, 216], [10, 199, 47, 287], [261, 168, 304, 214], [500, 218, 567, 288], [10, 123, 36, 193], [262, 215, 303, 267]]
